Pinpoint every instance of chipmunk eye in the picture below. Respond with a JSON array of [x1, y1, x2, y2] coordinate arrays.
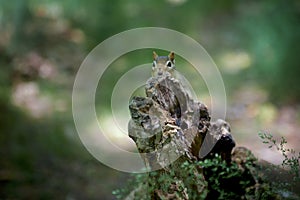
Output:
[[152, 61, 156, 67], [166, 61, 172, 67]]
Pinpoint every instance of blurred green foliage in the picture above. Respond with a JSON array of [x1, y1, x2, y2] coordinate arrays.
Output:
[[0, 0, 299, 199], [235, 1, 300, 103], [2, 0, 300, 103]]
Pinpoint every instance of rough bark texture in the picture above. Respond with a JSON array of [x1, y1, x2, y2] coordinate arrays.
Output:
[[128, 73, 235, 168], [126, 73, 298, 199]]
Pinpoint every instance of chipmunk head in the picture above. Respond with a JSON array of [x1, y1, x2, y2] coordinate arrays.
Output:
[[152, 51, 175, 77]]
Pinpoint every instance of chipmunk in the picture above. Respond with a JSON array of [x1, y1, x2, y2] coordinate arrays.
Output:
[[150, 51, 180, 123], [151, 51, 198, 100], [152, 51, 175, 77]]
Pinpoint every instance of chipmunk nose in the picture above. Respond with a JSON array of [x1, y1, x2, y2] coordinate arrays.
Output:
[[158, 72, 163, 76]]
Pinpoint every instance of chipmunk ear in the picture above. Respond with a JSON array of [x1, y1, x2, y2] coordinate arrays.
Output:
[[168, 51, 175, 62], [153, 51, 158, 60]]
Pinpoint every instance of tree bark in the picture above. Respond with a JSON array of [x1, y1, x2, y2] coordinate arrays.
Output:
[[126, 74, 299, 199]]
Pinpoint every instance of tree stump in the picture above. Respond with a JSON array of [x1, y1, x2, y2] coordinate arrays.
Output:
[[125, 66, 299, 199]]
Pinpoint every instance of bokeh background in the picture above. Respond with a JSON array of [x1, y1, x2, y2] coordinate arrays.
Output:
[[1, 0, 299, 199]]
